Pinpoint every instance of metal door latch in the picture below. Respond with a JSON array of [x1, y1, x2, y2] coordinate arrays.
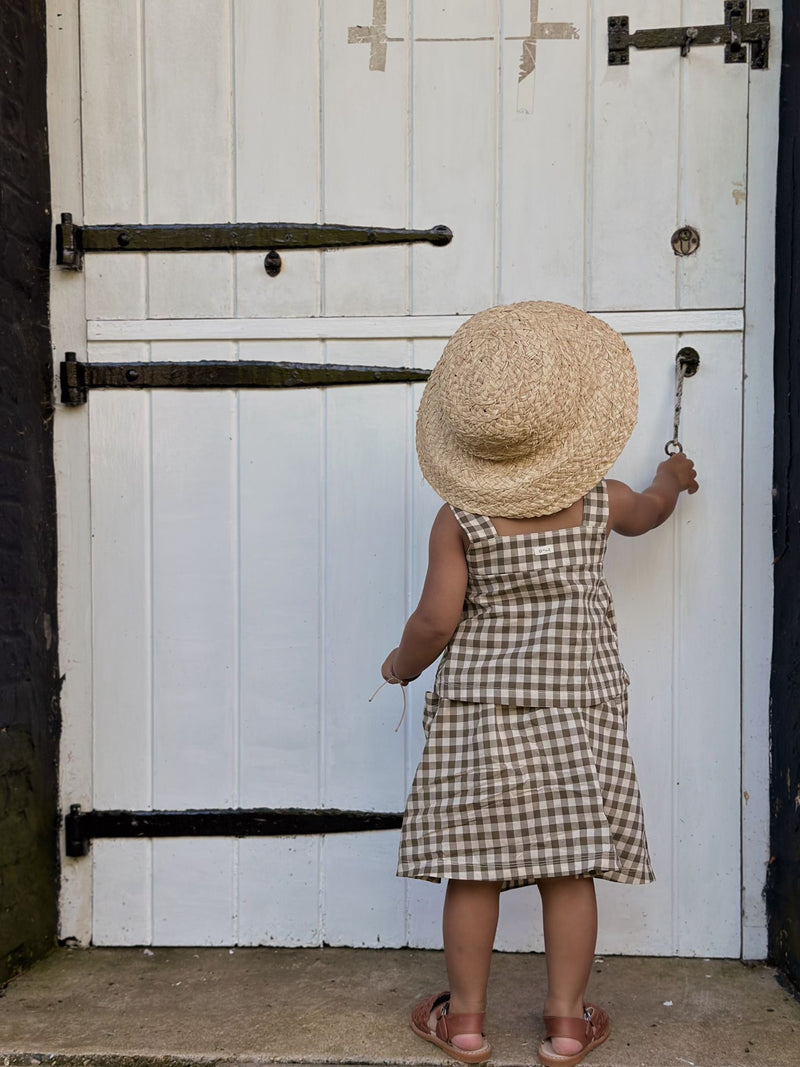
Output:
[[56, 214, 452, 273], [609, 3, 770, 68]]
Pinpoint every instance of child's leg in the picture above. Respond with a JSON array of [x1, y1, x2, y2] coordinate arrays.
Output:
[[440, 879, 501, 1050], [537, 876, 598, 1056]]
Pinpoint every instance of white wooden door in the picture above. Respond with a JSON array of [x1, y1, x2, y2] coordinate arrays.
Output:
[[50, 0, 777, 955]]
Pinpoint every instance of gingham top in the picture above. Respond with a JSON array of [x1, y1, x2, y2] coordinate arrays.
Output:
[[433, 481, 628, 707]]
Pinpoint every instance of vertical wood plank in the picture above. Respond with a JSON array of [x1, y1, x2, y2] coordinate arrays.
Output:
[[603, 335, 678, 954], [152, 840, 235, 945], [144, 0, 234, 317], [414, 0, 497, 37], [323, 833, 406, 946], [92, 841, 152, 946], [234, 0, 321, 317], [499, 0, 587, 306], [678, 0, 748, 309], [323, 381, 408, 811], [80, 0, 147, 320], [48, 0, 94, 946], [322, 0, 409, 315], [238, 379, 322, 809], [673, 332, 742, 956], [590, 1, 682, 310], [236, 340, 324, 944], [150, 345, 238, 810], [238, 839, 321, 946], [411, 26, 498, 313], [89, 349, 152, 812], [322, 372, 409, 945]]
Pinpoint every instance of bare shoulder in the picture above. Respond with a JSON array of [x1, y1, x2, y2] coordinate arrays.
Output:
[[431, 503, 468, 552]]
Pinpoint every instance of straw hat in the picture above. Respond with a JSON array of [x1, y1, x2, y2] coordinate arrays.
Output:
[[415, 301, 638, 517]]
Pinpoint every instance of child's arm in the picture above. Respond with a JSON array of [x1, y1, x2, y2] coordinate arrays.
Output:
[[381, 504, 468, 684], [607, 453, 698, 537]]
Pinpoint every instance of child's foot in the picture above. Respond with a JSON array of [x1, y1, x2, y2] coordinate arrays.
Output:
[[547, 1032, 584, 1056], [426, 1008, 484, 1053], [538, 1004, 610, 1067], [410, 991, 492, 1064]]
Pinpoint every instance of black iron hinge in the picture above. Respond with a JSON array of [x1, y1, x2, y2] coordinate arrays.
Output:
[[56, 214, 452, 273], [60, 353, 430, 406], [65, 805, 403, 857], [609, 3, 770, 68]]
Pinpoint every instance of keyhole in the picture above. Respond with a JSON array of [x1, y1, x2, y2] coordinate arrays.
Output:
[[671, 225, 700, 257]]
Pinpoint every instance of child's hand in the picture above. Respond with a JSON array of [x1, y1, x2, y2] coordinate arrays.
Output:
[[658, 453, 699, 495], [381, 648, 408, 686]]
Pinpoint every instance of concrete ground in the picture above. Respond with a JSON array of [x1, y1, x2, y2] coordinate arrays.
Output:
[[0, 948, 797, 1067]]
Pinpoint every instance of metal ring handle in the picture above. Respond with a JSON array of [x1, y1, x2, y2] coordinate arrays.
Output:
[[665, 440, 684, 456]]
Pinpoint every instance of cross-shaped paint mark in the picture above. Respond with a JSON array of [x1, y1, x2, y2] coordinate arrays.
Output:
[[515, 0, 580, 83], [347, 0, 390, 72], [348, 0, 579, 79]]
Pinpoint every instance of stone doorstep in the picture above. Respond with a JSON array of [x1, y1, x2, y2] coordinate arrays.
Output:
[[0, 948, 798, 1067]]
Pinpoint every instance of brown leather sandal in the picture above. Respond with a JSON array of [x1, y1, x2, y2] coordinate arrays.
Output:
[[410, 990, 492, 1064], [538, 1003, 610, 1067]]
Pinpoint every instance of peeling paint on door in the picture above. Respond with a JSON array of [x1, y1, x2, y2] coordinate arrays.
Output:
[[348, 0, 579, 84]]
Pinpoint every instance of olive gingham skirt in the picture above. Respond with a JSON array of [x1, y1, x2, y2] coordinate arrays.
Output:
[[397, 692, 654, 888]]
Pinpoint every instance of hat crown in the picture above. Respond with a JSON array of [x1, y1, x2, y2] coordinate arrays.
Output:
[[415, 301, 638, 518], [440, 306, 581, 461]]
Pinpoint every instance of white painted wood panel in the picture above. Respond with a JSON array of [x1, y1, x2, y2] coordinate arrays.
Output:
[[590, 0, 682, 309], [80, 0, 147, 321], [144, 0, 234, 319], [238, 839, 321, 946], [411, 34, 498, 313], [323, 833, 406, 948], [322, 0, 410, 316], [238, 379, 323, 809], [234, 0, 321, 319], [89, 366, 152, 811], [92, 841, 152, 947], [591, 0, 751, 310], [152, 840, 235, 945], [150, 350, 238, 810], [673, 333, 742, 956], [49, 0, 94, 947], [499, 0, 587, 307], [678, 0, 749, 308], [49, 0, 771, 954], [604, 335, 695, 956], [323, 382, 409, 812], [608, 332, 742, 957]]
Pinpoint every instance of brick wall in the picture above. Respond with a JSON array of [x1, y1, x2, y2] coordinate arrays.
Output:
[[0, 0, 60, 982]]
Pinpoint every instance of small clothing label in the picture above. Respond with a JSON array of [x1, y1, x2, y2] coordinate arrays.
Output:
[[534, 544, 554, 556]]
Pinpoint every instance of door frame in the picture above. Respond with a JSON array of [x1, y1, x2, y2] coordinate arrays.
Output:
[[45, 0, 780, 955]]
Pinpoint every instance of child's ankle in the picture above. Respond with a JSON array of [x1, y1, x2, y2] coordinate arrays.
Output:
[[544, 994, 585, 1019]]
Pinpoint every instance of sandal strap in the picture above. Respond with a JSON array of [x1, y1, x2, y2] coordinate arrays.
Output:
[[411, 990, 450, 1034], [544, 1015, 590, 1044], [437, 1011, 486, 1041], [583, 1003, 610, 1040]]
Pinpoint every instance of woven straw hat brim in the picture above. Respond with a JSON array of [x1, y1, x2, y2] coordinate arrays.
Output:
[[415, 302, 638, 518]]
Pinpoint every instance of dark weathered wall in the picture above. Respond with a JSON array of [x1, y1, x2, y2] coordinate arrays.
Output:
[[770, 1, 800, 993], [0, 0, 60, 982]]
